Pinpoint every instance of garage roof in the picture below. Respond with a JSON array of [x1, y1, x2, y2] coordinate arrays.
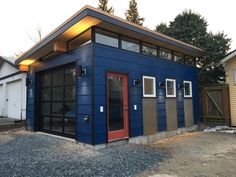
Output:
[[221, 49, 236, 63], [15, 5, 204, 65]]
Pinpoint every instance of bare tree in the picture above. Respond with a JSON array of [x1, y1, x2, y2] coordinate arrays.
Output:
[[27, 25, 43, 43]]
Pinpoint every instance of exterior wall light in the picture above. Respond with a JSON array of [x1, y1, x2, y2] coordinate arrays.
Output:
[[83, 115, 89, 122], [159, 81, 165, 88], [77, 65, 86, 78], [178, 83, 184, 89], [26, 78, 32, 86], [133, 79, 141, 86]]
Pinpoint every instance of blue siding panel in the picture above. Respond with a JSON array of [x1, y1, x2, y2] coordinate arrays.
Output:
[[26, 42, 200, 145], [27, 44, 93, 144], [93, 44, 200, 144]]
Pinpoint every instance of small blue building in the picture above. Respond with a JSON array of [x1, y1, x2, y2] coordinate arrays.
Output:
[[16, 6, 203, 145]]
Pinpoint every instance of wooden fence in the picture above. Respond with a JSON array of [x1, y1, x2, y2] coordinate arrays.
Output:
[[200, 84, 231, 125]]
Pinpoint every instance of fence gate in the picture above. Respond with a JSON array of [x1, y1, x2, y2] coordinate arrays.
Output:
[[200, 84, 230, 125]]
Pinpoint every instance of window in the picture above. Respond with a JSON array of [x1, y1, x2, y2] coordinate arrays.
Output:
[[166, 79, 176, 97], [142, 43, 157, 56], [159, 48, 172, 60], [185, 55, 196, 66], [173, 52, 184, 63], [121, 37, 140, 53], [95, 28, 119, 48], [183, 81, 192, 97], [143, 76, 156, 97], [233, 70, 236, 85]]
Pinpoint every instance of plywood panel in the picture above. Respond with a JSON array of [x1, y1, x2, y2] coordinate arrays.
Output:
[[142, 98, 157, 135], [184, 99, 194, 127], [166, 99, 178, 130]]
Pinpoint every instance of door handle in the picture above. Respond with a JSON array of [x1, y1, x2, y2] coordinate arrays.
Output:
[[123, 106, 128, 110]]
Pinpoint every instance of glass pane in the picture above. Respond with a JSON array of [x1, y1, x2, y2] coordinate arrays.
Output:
[[167, 80, 174, 96], [41, 88, 51, 101], [64, 102, 76, 117], [52, 69, 64, 86], [121, 37, 140, 53], [173, 52, 184, 63], [108, 76, 124, 131], [64, 118, 76, 135], [41, 103, 50, 114], [159, 48, 172, 60], [142, 44, 157, 56], [185, 56, 195, 66], [65, 67, 76, 84], [65, 86, 76, 100], [184, 82, 191, 96], [95, 29, 119, 48], [144, 78, 154, 95], [43, 116, 50, 130], [51, 117, 63, 132], [52, 87, 63, 100], [52, 102, 63, 115], [41, 73, 51, 87]]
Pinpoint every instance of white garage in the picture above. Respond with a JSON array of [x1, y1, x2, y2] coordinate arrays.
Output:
[[0, 56, 26, 120], [0, 84, 3, 116]]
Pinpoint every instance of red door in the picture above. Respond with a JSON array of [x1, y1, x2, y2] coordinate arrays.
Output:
[[107, 72, 129, 142]]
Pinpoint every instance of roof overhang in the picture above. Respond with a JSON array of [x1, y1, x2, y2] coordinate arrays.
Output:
[[221, 50, 236, 63], [16, 5, 204, 65]]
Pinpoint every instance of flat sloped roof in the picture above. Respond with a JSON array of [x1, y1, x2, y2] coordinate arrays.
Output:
[[16, 5, 204, 65]]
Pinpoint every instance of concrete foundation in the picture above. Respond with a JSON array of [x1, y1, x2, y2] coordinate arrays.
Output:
[[129, 125, 198, 145]]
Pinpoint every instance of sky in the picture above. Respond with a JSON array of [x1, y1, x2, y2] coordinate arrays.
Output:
[[0, 0, 235, 58]]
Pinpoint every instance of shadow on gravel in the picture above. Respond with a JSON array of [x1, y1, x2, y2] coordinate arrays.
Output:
[[0, 133, 164, 177]]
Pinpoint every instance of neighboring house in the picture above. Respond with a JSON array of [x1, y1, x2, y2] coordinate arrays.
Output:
[[221, 49, 236, 126], [0, 56, 27, 120], [15, 6, 203, 145]]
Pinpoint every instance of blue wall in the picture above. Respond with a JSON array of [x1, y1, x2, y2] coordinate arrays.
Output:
[[26, 44, 93, 144], [26, 42, 200, 145], [92, 43, 200, 144]]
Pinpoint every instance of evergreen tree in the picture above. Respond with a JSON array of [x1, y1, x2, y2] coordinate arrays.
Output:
[[155, 10, 231, 84], [125, 0, 144, 26], [97, 0, 114, 14]]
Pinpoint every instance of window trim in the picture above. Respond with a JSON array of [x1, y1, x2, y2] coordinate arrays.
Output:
[[142, 76, 156, 98], [233, 70, 236, 85], [166, 78, 176, 98], [183, 80, 192, 98]]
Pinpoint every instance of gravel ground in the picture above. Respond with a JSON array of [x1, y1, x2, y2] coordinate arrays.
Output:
[[0, 129, 164, 177], [140, 132, 236, 177]]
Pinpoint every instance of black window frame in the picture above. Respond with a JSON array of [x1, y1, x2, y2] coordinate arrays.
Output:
[[38, 63, 77, 138]]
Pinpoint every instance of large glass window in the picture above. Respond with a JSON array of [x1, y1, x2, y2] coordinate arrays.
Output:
[[173, 52, 184, 63], [185, 55, 196, 66], [121, 37, 140, 53], [142, 43, 157, 57], [143, 76, 156, 97], [95, 28, 119, 48], [166, 79, 176, 97], [159, 48, 172, 60], [39, 64, 76, 137], [183, 81, 192, 97]]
